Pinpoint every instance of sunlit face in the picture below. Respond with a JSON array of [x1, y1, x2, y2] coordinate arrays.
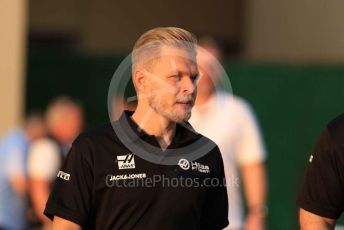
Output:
[[53, 106, 83, 143], [145, 46, 199, 122], [196, 47, 222, 96]]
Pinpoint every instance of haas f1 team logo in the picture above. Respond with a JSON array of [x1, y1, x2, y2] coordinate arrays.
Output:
[[117, 154, 136, 169], [178, 158, 210, 174]]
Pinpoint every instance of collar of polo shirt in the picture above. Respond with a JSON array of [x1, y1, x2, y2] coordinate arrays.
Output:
[[118, 110, 199, 146]]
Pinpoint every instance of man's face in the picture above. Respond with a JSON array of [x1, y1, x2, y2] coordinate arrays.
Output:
[[144, 46, 199, 122], [196, 47, 222, 96], [52, 106, 83, 143]]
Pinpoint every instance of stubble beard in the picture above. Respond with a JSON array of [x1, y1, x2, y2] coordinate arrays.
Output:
[[148, 95, 192, 123]]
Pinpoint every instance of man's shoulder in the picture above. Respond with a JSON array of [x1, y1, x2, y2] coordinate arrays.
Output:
[[195, 132, 216, 146], [327, 114, 344, 147], [174, 122, 222, 163], [74, 122, 120, 146], [195, 135, 224, 176], [328, 114, 344, 134], [217, 93, 255, 117], [181, 122, 217, 146], [192, 132, 222, 161], [312, 114, 344, 161]]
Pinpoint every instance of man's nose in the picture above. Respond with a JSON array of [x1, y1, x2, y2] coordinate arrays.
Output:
[[180, 76, 196, 94]]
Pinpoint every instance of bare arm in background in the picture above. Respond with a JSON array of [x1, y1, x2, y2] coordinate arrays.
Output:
[[28, 139, 61, 229], [9, 176, 27, 195], [241, 163, 267, 230], [30, 179, 54, 227], [299, 208, 336, 230], [236, 102, 268, 230], [52, 216, 81, 230]]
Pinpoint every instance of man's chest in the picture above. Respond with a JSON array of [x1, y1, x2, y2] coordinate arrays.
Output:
[[88, 147, 217, 228], [91, 145, 215, 204]]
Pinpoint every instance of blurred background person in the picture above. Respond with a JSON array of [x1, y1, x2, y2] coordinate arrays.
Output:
[[27, 97, 83, 229], [189, 37, 268, 230], [0, 113, 46, 230]]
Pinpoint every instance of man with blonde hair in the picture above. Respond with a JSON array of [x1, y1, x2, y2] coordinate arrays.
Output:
[[44, 27, 229, 229]]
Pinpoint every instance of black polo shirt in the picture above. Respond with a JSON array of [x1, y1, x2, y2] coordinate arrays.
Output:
[[298, 114, 344, 219], [44, 111, 229, 229]]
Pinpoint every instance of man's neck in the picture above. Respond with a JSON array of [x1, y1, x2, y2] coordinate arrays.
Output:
[[131, 104, 176, 150]]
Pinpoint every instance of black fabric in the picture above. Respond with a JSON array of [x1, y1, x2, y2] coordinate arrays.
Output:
[[297, 114, 344, 219], [44, 111, 229, 229]]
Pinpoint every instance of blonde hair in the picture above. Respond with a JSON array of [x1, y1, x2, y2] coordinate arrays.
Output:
[[131, 27, 197, 71]]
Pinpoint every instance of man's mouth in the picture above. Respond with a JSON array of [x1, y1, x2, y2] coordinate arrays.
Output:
[[176, 100, 194, 107]]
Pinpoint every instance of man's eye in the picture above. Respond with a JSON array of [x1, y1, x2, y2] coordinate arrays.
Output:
[[191, 74, 199, 82], [170, 75, 181, 80]]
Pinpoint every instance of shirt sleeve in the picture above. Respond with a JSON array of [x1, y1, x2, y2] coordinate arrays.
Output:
[[28, 139, 61, 180], [201, 146, 229, 230], [235, 100, 267, 165], [297, 127, 344, 219], [6, 147, 26, 177], [44, 136, 94, 226]]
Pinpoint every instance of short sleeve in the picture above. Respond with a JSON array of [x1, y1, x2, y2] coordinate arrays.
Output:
[[235, 100, 266, 165], [201, 146, 229, 229], [28, 139, 61, 180], [297, 127, 344, 219], [44, 137, 94, 226]]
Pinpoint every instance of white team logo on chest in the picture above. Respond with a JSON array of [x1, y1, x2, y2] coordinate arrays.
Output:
[[117, 154, 136, 169], [178, 158, 210, 174]]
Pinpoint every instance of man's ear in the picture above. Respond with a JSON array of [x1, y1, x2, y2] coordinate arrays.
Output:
[[133, 69, 148, 93]]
